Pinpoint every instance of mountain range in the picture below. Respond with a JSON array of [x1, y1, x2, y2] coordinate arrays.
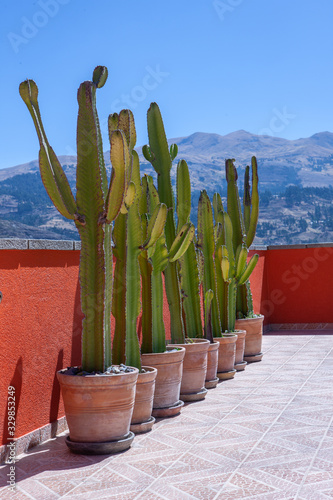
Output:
[[0, 130, 333, 241]]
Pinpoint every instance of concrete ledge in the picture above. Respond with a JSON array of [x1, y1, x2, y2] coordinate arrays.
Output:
[[0, 417, 68, 465], [250, 245, 268, 251], [268, 242, 333, 250], [268, 244, 306, 250], [0, 239, 332, 252], [0, 239, 28, 249], [306, 242, 333, 248], [28, 239, 75, 250]]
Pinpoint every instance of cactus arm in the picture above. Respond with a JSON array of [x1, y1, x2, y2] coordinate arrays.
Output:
[[236, 245, 248, 278], [213, 193, 224, 223], [144, 103, 184, 343], [204, 290, 214, 343], [179, 241, 203, 339], [170, 144, 178, 161], [238, 254, 259, 285], [226, 159, 245, 252], [108, 110, 135, 165], [246, 156, 259, 248], [243, 165, 251, 234], [105, 130, 128, 222], [168, 223, 195, 262], [19, 80, 76, 220], [176, 160, 191, 230], [141, 203, 167, 249], [197, 190, 221, 337]]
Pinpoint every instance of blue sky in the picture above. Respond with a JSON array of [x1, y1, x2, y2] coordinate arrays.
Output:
[[2, 0, 333, 169]]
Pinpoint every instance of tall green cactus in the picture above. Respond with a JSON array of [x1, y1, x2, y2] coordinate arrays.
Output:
[[142, 103, 184, 343], [140, 175, 195, 352], [19, 67, 131, 373], [197, 190, 221, 337], [215, 211, 258, 332], [111, 112, 167, 368], [177, 160, 203, 338], [225, 157, 259, 317]]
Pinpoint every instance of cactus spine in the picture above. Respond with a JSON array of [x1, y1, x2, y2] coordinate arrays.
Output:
[[142, 103, 185, 343], [19, 67, 131, 373]]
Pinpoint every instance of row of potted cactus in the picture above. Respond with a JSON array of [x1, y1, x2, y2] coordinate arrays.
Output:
[[19, 66, 264, 455]]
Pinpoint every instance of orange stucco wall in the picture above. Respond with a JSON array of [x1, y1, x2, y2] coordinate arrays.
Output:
[[0, 244, 332, 443]]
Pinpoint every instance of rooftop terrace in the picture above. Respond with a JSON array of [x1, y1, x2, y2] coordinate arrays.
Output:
[[1, 332, 333, 499], [0, 240, 332, 499]]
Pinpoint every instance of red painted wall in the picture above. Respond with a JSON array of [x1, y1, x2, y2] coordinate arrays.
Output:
[[262, 247, 333, 324], [0, 245, 332, 443]]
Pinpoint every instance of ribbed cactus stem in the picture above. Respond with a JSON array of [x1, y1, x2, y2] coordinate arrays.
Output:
[[198, 190, 221, 337], [143, 103, 184, 343], [176, 160, 202, 338]]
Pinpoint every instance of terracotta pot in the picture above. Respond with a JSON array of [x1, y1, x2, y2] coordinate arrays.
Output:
[[205, 341, 219, 389], [235, 315, 264, 362], [130, 366, 157, 434], [172, 338, 209, 401], [234, 329, 247, 371], [214, 334, 237, 380], [141, 346, 185, 418], [57, 366, 138, 453]]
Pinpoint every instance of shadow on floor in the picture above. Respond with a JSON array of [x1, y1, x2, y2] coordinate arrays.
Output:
[[0, 433, 110, 487]]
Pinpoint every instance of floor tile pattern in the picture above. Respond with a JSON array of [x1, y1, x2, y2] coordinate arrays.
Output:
[[1, 333, 332, 499]]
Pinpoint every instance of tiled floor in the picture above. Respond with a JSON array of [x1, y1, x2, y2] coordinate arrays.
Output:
[[1, 333, 333, 499]]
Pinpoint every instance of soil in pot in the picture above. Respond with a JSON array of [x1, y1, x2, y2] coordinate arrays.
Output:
[[205, 341, 219, 389], [141, 346, 185, 418], [57, 365, 139, 454], [130, 366, 157, 434], [234, 330, 247, 371], [172, 338, 210, 401], [214, 334, 237, 380], [235, 315, 264, 362]]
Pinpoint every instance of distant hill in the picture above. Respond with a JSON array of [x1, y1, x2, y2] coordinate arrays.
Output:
[[1, 130, 333, 243]]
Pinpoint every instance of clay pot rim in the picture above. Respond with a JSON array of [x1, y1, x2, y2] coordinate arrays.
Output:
[[236, 314, 264, 322], [213, 334, 238, 344], [141, 346, 185, 355], [137, 366, 158, 380], [140, 365, 157, 373], [172, 338, 210, 345], [208, 340, 219, 349], [57, 366, 139, 377], [172, 338, 210, 352], [215, 332, 238, 338]]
